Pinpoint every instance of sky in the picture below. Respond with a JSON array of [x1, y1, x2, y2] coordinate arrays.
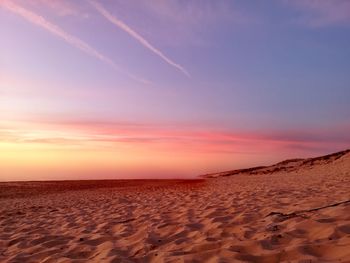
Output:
[[1, 0, 350, 181]]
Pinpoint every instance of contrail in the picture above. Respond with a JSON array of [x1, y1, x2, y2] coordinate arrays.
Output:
[[89, 0, 190, 78], [1, 0, 150, 84]]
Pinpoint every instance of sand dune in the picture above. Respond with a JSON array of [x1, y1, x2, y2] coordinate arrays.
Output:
[[0, 150, 349, 262], [202, 149, 350, 178]]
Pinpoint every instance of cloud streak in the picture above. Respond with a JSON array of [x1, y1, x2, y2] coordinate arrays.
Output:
[[0, 0, 149, 84], [2, 118, 349, 156], [89, 0, 190, 77]]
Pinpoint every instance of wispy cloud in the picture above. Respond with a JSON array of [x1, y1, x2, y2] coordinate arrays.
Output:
[[2, 118, 349, 156], [0, 0, 149, 84], [89, 0, 190, 77]]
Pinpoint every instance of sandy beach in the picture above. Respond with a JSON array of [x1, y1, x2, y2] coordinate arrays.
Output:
[[1, 150, 349, 262]]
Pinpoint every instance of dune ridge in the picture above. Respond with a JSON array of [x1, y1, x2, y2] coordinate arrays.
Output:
[[201, 149, 350, 178]]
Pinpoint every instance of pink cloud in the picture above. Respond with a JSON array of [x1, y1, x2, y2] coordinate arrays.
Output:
[[2, 118, 349, 181], [1, 118, 349, 157]]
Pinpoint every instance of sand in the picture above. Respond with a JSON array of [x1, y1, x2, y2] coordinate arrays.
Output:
[[0, 151, 349, 262]]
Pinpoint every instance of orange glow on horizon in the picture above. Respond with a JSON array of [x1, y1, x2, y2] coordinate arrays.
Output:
[[1, 119, 348, 181]]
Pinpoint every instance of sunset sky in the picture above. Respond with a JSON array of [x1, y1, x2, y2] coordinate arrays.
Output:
[[1, 0, 350, 181]]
